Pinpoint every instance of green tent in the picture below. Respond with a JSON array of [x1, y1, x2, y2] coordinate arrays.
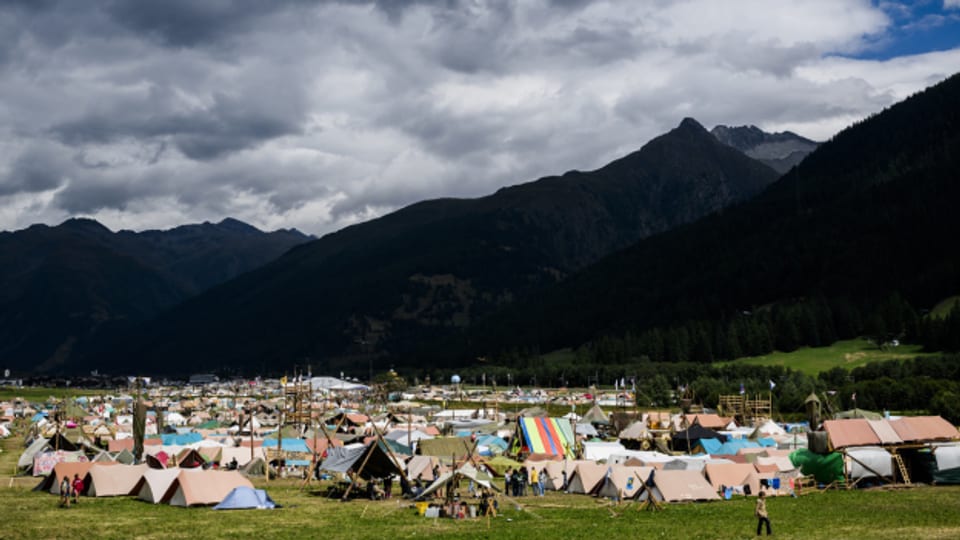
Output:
[[484, 456, 522, 476]]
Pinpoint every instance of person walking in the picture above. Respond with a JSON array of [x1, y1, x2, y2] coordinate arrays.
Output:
[[72, 473, 84, 504], [59, 476, 71, 508], [755, 491, 772, 536]]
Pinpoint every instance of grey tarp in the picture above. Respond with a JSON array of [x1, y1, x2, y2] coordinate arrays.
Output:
[[18, 437, 50, 470], [318, 445, 366, 474]]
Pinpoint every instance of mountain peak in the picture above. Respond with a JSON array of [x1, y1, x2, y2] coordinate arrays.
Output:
[[710, 124, 819, 174], [216, 217, 262, 234], [58, 217, 112, 234], [678, 117, 707, 132]]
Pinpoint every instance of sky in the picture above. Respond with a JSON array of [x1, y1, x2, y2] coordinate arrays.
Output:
[[1, 1, 959, 236]]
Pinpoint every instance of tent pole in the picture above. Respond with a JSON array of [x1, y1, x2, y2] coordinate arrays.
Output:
[[373, 421, 411, 485], [342, 441, 378, 501]]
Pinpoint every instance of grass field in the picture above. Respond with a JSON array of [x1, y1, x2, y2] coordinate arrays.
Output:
[[2, 474, 960, 539], [0, 386, 111, 403], [722, 338, 938, 376]]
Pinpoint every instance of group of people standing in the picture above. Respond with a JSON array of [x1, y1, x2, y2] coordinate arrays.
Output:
[[58, 474, 84, 508], [503, 466, 544, 497]]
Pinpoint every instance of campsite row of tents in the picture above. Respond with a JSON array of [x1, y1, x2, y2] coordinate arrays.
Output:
[[34, 461, 274, 508]]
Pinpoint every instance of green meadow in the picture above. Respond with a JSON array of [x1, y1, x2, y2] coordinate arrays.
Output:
[[723, 338, 937, 376]]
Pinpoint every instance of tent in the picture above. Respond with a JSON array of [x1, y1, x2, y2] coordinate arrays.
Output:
[[318, 441, 404, 480], [33, 450, 88, 477], [638, 469, 720, 502], [566, 462, 608, 494], [594, 465, 655, 499], [405, 455, 442, 481], [704, 463, 762, 495], [114, 448, 136, 465], [846, 446, 893, 480], [163, 470, 254, 507], [582, 441, 626, 461], [416, 436, 475, 459], [34, 462, 96, 494], [672, 425, 726, 453], [213, 486, 279, 510], [175, 448, 208, 468], [484, 455, 522, 476], [539, 460, 567, 490], [582, 403, 610, 425], [414, 464, 498, 500], [221, 446, 265, 467], [514, 417, 575, 459], [84, 464, 148, 497], [134, 469, 186, 503]]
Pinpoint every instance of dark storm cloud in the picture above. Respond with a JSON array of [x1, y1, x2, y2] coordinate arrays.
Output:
[[50, 92, 302, 161], [0, 0, 955, 235], [102, 0, 310, 47], [0, 144, 69, 196]]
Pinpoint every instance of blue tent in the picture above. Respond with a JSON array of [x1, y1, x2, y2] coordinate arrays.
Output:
[[261, 438, 310, 453], [160, 432, 203, 446], [213, 486, 279, 510]]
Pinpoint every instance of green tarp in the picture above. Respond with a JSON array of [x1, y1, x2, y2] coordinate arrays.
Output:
[[789, 449, 844, 484]]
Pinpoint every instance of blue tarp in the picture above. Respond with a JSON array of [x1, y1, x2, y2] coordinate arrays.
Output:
[[714, 439, 761, 455], [261, 438, 310, 453], [757, 437, 777, 447], [31, 412, 49, 423], [699, 438, 723, 454], [213, 486, 279, 510], [160, 432, 203, 446]]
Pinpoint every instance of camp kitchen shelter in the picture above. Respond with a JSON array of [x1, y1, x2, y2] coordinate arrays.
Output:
[[822, 416, 960, 485]]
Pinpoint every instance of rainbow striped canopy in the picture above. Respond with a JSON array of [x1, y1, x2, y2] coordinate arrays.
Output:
[[518, 417, 575, 458]]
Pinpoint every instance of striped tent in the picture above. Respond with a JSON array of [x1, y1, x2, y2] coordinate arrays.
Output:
[[515, 417, 575, 459]]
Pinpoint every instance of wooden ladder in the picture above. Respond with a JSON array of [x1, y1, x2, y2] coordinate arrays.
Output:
[[893, 454, 911, 485]]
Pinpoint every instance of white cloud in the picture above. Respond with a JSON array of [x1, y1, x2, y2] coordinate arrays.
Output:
[[946, 0, 960, 10], [0, 0, 956, 235]]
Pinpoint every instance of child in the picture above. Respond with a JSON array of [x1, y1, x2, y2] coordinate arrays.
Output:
[[72, 473, 84, 504], [755, 491, 772, 536]]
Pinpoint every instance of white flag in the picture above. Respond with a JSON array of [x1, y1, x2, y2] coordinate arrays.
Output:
[[769, 379, 776, 390]]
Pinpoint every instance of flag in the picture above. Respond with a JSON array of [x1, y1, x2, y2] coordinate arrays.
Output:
[[769, 379, 776, 390], [281, 376, 287, 386], [739, 382, 745, 395], [852, 392, 857, 401]]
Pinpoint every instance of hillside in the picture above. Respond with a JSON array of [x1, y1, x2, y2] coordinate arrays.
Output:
[[97, 118, 780, 376], [0, 219, 311, 372], [466, 71, 960, 361]]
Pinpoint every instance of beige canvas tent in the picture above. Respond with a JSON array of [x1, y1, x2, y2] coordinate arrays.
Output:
[[84, 464, 149, 497], [594, 465, 655, 499], [134, 469, 198, 504], [639, 469, 720, 502], [36, 462, 98, 494], [566, 462, 607, 494], [704, 463, 761, 496], [163, 470, 254, 507]]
